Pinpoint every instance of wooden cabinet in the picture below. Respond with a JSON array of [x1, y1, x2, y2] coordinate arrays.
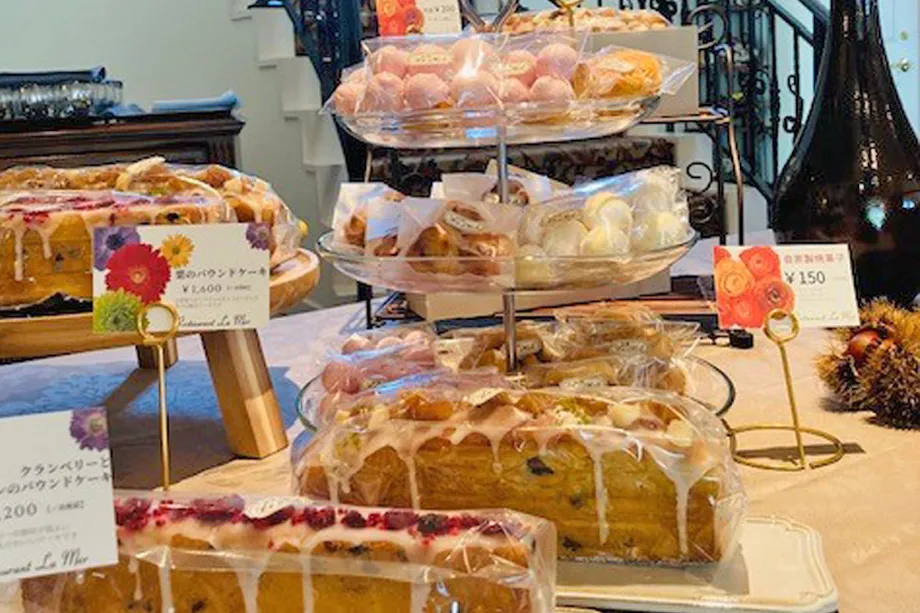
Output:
[[0, 110, 244, 170]]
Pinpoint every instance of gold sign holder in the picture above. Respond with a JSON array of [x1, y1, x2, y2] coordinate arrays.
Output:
[[729, 309, 845, 471], [550, 0, 584, 27], [136, 302, 180, 490]]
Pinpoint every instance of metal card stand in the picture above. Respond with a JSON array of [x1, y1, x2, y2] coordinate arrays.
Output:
[[729, 309, 844, 471], [136, 301, 180, 490]]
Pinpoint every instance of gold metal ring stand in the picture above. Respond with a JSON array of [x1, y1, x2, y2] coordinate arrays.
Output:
[[728, 309, 845, 471], [137, 301, 180, 491]]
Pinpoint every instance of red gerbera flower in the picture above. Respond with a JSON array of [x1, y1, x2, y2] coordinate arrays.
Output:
[[105, 243, 171, 304]]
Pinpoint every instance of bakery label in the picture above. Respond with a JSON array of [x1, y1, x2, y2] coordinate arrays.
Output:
[[713, 244, 859, 329], [378, 0, 460, 35], [92, 223, 270, 333], [443, 210, 487, 234], [560, 377, 607, 390], [516, 337, 543, 359], [0, 408, 117, 581]]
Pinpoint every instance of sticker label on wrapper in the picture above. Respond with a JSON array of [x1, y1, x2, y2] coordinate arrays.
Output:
[[713, 244, 859, 329], [0, 408, 117, 581], [92, 223, 270, 333]]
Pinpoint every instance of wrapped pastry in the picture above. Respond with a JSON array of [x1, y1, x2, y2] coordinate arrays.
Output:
[[503, 8, 670, 35], [579, 44, 695, 107], [440, 164, 559, 208], [522, 355, 689, 394], [435, 321, 557, 372], [515, 166, 693, 262], [293, 386, 745, 564], [21, 491, 556, 613], [327, 34, 505, 117], [338, 322, 437, 354], [331, 182, 404, 251], [398, 198, 519, 277]]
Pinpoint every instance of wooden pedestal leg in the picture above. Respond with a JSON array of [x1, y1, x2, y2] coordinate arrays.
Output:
[[200, 329, 288, 458], [136, 338, 179, 370]]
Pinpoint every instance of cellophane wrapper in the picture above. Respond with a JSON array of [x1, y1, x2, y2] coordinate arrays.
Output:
[[330, 182, 406, 253], [0, 158, 304, 269], [501, 7, 670, 35], [293, 385, 745, 565], [0, 189, 231, 311], [325, 31, 695, 130], [433, 317, 699, 395], [16, 490, 556, 613]]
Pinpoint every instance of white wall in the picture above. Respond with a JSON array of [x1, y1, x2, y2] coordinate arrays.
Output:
[[0, 0, 341, 309]]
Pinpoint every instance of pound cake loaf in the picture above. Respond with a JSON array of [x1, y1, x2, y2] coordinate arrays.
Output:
[[0, 157, 303, 268], [0, 190, 229, 309], [294, 386, 744, 564], [21, 492, 556, 613]]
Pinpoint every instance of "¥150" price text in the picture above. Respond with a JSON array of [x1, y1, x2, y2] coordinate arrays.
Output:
[[785, 270, 827, 286]]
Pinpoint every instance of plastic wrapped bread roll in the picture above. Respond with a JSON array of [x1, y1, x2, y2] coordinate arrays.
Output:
[[331, 183, 405, 251], [21, 491, 557, 613], [293, 386, 745, 564]]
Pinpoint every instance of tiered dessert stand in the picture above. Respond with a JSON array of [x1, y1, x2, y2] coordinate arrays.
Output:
[[0, 248, 320, 458]]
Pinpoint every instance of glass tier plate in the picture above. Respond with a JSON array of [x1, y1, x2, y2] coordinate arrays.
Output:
[[296, 356, 735, 433], [318, 230, 698, 294], [336, 96, 661, 149]]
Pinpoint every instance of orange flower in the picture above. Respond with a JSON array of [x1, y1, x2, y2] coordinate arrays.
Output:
[[740, 246, 781, 280], [754, 276, 796, 315], [729, 293, 765, 328], [714, 258, 755, 299], [713, 246, 731, 265]]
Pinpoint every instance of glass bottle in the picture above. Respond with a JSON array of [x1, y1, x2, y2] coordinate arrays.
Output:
[[771, 0, 920, 305]]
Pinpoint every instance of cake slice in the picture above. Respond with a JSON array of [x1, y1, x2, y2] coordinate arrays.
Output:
[[21, 492, 556, 613], [294, 386, 744, 564]]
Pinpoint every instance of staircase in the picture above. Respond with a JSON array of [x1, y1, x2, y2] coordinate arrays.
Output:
[[229, 0, 349, 229]]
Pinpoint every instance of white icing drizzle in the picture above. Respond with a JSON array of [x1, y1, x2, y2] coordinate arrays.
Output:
[[308, 392, 717, 556], [226, 551, 272, 613], [74, 571, 85, 585], [12, 224, 24, 281], [128, 557, 142, 602], [301, 547, 314, 613], [159, 549, 175, 613]]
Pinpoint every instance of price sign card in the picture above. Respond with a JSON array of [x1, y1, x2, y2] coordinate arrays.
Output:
[[92, 223, 270, 333], [377, 0, 461, 35], [0, 408, 117, 581], [713, 244, 860, 329]]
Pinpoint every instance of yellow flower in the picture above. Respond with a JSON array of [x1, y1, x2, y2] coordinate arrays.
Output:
[[160, 234, 194, 268]]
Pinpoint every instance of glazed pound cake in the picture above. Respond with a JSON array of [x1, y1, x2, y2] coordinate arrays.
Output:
[[21, 492, 556, 613], [0, 157, 303, 268], [294, 387, 744, 564], [0, 190, 230, 309]]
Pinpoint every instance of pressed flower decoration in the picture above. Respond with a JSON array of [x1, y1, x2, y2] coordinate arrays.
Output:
[[245, 222, 271, 251], [105, 243, 171, 304], [94, 226, 141, 271], [93, 288, 144, 332], [70, 407, 109, 451], [161, 234, 195, 268]]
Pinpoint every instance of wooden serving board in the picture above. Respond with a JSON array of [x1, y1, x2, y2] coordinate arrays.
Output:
[[0, 248, 320, 360]]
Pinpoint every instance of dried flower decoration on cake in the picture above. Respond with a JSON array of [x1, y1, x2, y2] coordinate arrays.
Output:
[[160, 234, 195, 268], [93, 226, 141, 271], [246, 222, 271, 251], [104, 243, 171, 304], [69, 407, 109, 451]]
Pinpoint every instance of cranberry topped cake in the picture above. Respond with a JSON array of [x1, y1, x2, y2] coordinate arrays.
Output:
[[21, 492, 556, 613]]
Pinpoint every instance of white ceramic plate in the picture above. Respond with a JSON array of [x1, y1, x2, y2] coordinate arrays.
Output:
[[557, 516, 838, 613]]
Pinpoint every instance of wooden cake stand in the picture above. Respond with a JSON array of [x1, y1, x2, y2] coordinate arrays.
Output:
[[0, 248, 320, 459]]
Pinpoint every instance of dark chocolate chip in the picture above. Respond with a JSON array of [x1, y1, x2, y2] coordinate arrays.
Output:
[[348, 544, 371, 556], [569, 494, 584, 509], [191, 600, 206, 613]]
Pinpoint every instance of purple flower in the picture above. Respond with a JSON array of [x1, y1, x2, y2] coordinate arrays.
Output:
[[94, 226, 141, 271], [69, 407, 109, 451], [245, 223, 271, 251]]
